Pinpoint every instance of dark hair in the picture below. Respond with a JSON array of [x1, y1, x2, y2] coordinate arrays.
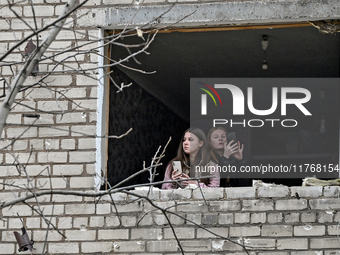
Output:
[[207, 126, 228, 164], [167, 127, 211, 184]]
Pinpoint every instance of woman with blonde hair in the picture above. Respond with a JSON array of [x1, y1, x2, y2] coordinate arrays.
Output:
[[208, 126, 250, 187]]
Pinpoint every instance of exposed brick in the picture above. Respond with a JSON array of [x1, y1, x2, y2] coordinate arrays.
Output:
[[69, 177, 94, 189], [234, 212, 250, 223], [218, 213, 233, 225], [324, 186, 340, 197], [291, 186, 322, 198], [98, 229, 129, 240], [0, 244, 15, 254], [70, 124, 96, 137], [196, 227, 228, 238], [164, 227, 194, 239], [129, 188, 160, 200], [261, 225, 292, 237], [57, 217, 72, 229], [153, 214, 168, 226], [230, 226, 261, 237], [192, 187, 224, 200], [11, 101, 35, 113], [251, 252, 276, 255], [168, 213, 186, 225], [95, 203, 111, 214], [325, 251, 340, 255], [101, 192, 127, 202], [42, 217, 57, 229], [73, 217, 88, 230], [251, 212, 266, 223], [284, 212, 300, 223], [102, 0, 133, 4], [5, 152, 36, 164], [9, 218, 24, 229], [242, 200, 274, 211], [6, 127, 38, 138], [116, 202, 143, 213], [310, 238, 340, 249], [209, 200, 241, 212], [0, 21, 10, 31], [226, 187, 256, 199], [245, 238, 276, 250], [258, 186, 289, 198], [294, 225, 325, 236], [81, 242, 113, 253], [112, 241, 145, 252], [37, 100, 68, 112], [24, 5, 54, 16], [36, 178, 67, 189], [301, 211, 316, 223], [60, 139, 76, 150], [33, 230, 63, 241], [73, 99, 97, 110], [220, 239, 243, 251], [186, 213, 202, 225], [56, 112, 87, 124], [53, 164, 83, 176], [106, 216, 120, 227], [48, 243, 79, 253], [51, 194, 83, 203], [69, 151, 96, 163], [160, 189, 192, 200], [78, 138, 96, 149], [12, 140, 28, 151], [276, 199, 308, 210], [291, 252, 323, 255], [176, 201, 208, 212], [2, 204, 33, 216], [61, 88, 87, 99], [327, 225, 340, 235], [56, 30, 86, 40], [2, 231, 15, 242], [277, 238, 308, 250], [65, 204, 95, 215], [310, 198, 340, 210], [317, 211, 334, 223], [121, 215, 137, 227], [64, 230, 95, 241], [26, 217, 40, 229], [180, 240, 211, 252], [89, 216, 104, 227], [139, 214, 154, 226], [33, 204, 64, 216], [39, 126, 69, 137], [76, 74, 98, 86], [147, 240, 177, 252]]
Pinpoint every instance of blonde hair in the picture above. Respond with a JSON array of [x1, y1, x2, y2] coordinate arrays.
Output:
[[207, 127, 228, 163]]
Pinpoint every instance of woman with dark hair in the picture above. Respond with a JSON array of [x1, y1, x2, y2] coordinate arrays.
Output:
[[161, 128, 220, 189], [208, 127, 250, 187]]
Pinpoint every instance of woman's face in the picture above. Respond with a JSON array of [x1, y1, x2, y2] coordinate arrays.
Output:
[[210, 129, 227, 150], [183, 132, 203, 155]]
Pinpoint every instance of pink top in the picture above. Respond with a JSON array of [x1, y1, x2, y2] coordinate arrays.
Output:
[[161, 162, 220, 189]]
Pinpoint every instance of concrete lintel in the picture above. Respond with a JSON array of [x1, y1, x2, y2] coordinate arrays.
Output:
[[76, 0, 340, 28]]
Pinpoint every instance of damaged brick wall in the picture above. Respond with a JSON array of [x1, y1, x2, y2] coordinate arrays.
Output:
[[1, 186, 340, 254]]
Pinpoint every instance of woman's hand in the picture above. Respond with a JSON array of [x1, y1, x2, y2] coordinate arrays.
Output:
[[223, 140, 239, 158], [232, 141, 244, 161], [180, 173, 197, 186], [171, 169, 182, 180]]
